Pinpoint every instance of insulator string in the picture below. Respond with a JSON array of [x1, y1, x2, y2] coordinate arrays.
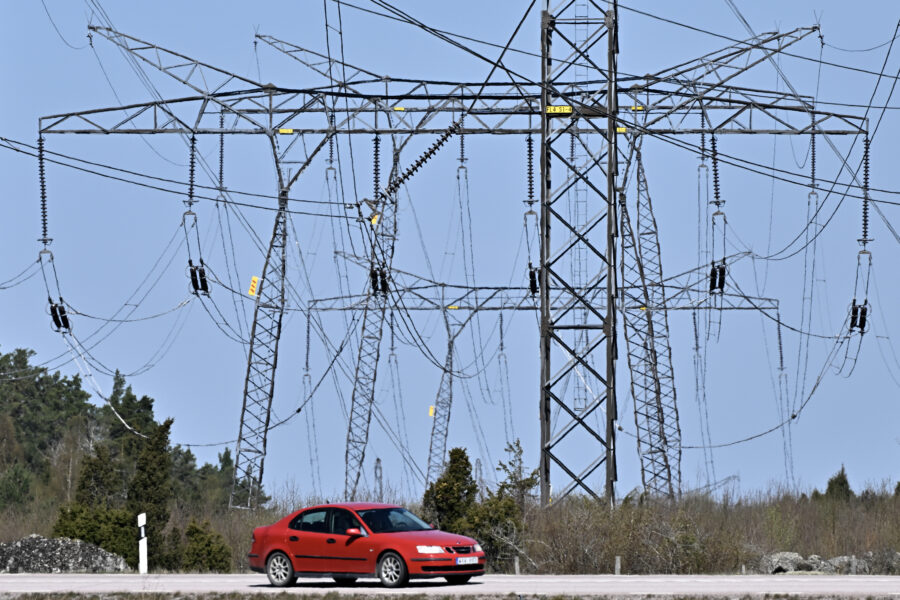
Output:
[[711, 133, 722, 208], [862, 135, 870, 246], [38, 136, 50, 246], [188, 134, 197, 209], [218, 113, 225, 191]]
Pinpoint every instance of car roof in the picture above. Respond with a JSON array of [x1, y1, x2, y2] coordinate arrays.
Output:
[[302, 502, 401, 511]]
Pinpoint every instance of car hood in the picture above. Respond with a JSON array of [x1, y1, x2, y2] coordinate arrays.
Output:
[[381, 529, 477, 545]]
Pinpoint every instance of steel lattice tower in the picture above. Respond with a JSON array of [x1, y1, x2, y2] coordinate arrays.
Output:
[[41, 18, 867, 507], [620, 148, 681, 499]]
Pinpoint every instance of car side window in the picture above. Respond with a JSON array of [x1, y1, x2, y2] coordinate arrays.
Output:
[[330, 508, 364, 535], [289, 508, 329, 533]]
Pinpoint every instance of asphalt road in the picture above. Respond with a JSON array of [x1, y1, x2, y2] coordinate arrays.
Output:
[[0, 574, 898, 596]]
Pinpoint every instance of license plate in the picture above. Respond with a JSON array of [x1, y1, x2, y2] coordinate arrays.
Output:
[[456, 556, 478, 566]]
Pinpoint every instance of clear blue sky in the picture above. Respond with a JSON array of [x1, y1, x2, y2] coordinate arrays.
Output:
[[1, 1, 898, 502]]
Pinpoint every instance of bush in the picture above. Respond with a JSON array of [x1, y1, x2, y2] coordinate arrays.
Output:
[[182, 519, 231, 572], [53, 503, 136, 567]]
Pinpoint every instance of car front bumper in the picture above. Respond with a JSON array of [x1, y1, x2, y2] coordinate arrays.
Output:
[[408, 554, 486, 577]]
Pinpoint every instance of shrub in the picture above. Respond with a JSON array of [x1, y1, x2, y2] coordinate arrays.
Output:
[[182, 519, 231, 572], [53, 503, 136, 567]]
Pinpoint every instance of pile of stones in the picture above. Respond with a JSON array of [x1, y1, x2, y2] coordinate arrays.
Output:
[[0, 534, 129, 573], [759, 550, 900, 575]]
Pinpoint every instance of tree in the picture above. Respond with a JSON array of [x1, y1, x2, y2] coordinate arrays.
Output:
[[825, 466, 854, 502], [467, 440, 537, 571], [0, 463, 33, 510], [75, 445, 120, 508], [0, 348, 91, 479], [422, 447, 477, 532], [127, 418, 173, 569], [101, 372, 158, 473], [495, 439, 539, 516]]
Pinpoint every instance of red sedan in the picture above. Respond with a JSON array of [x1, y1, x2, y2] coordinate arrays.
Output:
[[248, 502, 486, 588]]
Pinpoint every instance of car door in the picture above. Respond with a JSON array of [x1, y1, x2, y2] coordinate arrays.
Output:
[[327, 508, 375, 574], [285, 508, 333, 573]]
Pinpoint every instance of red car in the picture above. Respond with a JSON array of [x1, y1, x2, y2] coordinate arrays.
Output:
[[248, 502, 486, 588]]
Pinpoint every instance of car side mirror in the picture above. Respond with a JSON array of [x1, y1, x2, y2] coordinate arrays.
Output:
[[345, 528, 362, 537], [430, 523, 437, 530]]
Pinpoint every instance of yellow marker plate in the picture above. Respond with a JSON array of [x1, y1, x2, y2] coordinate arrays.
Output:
[[630, 106, 644, 111], [370, 213, 380, 226], [546, 105, 573, 114], [248, 276, 260, 297], [616, 127, 627, 133], [278, 128, 294, 134], [428, 405, 435, 417], [393, 106, 406, 111], [447, 305, 459, 310]]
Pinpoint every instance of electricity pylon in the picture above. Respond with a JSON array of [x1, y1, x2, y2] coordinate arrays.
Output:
[[41, 15, 865, 506]]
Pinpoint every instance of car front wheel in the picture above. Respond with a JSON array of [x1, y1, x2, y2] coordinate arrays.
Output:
[[266, 552, 295, 587], [378, 551, 409, 588], [446, 575, 472, 585]]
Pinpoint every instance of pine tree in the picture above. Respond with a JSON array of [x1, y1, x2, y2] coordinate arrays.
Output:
[[75, 445, 120, 508], [422, 447, 477, 532], [127, 418, 173, 569], [825, 465, 854, 502]]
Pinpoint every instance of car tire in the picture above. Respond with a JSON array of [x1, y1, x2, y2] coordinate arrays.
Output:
[[266, 552, 295, 587], [445, 575, 472, 585], [377, 551, 409, 588], [332, 576, 358, 585]]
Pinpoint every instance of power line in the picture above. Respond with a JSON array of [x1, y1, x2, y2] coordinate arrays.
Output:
[[0, 138, 355, 219]]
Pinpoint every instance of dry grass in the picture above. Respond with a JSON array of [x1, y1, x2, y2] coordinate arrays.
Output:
[[522, 487, 900, 574]]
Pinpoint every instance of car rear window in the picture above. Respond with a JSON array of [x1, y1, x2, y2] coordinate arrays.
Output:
[[289, 508, 329, 533]]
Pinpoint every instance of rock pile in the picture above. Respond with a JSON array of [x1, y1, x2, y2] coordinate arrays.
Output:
[[759, 550, 900, 575], [0, 534, 129, 573]]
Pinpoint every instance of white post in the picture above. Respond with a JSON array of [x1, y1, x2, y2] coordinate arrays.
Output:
[[514, 555, 520, 575], [137, 512, 148, 575], [614, 555, 621, 575]]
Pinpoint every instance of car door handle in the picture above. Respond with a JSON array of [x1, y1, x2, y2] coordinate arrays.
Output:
[[289, 536, 299, 542], [327, 538, 336, 544]]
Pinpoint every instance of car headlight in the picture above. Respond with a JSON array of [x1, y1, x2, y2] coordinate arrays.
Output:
[[416, 545, 444, 554], [473, 543, 483, 553]]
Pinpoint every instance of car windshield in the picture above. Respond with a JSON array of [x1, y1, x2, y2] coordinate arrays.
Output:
[[357, 507, 431, 533]]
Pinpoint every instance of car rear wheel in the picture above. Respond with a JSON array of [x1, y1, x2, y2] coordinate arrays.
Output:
[[378, 551, 408, 588], [266, 552, 295, 587], [332, 576, 358, 585], [446, 575, 472, 585]]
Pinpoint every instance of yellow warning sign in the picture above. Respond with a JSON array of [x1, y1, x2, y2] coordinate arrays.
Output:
[[546, 105, 573, 114], [248, 276, 260, 297], [370, 213, 380, 226], [278, 128, 294, 134], [428, 405, 435, 417], [616, 127, 627, 133]]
